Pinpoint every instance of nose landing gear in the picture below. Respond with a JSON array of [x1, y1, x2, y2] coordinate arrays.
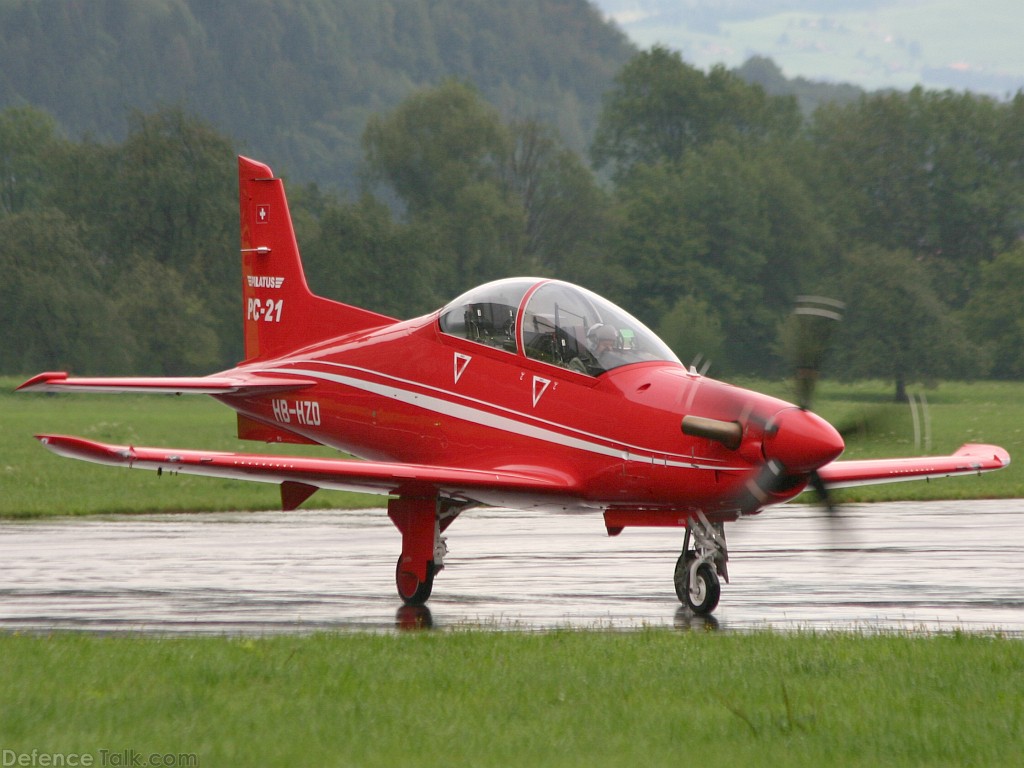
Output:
[[674, 512, 729, 615]]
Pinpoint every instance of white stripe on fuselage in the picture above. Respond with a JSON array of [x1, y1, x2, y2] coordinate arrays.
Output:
[[262, 362, 745, 472]]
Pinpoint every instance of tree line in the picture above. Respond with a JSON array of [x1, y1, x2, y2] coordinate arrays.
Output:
[[0, 0, 631, 190], [3, 47, 1023, 396]]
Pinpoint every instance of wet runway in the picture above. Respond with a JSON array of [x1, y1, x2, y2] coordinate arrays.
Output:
[[2, 500, 1022, 634]]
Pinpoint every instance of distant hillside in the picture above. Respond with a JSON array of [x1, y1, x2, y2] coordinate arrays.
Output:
[[594, 0, 1024, 98], [734, 56, 865, 115], [0, 0, 635, 188]]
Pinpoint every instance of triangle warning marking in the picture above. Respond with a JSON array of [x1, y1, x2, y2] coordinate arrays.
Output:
[[532, 376, 551, 407], [454, 353, 472, 383]]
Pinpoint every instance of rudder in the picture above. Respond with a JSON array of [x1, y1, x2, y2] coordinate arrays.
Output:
[[238, 156, 395, 363]]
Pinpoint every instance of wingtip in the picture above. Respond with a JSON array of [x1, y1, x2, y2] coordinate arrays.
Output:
[[954, 443, 1011, 468], [17, 372, 68, 392], [34, 433, 69, 447], [34, 433, 76, 452]]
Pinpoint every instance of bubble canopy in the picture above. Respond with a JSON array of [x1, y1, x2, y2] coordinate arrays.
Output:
[[438, 278, 680, 375]]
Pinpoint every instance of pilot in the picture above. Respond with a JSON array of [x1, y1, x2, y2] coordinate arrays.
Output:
[[588, 323, 625, 368]]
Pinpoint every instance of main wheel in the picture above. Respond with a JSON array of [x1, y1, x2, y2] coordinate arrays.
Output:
[[674, 554, 721, 615], [396, 557, 435, 606]]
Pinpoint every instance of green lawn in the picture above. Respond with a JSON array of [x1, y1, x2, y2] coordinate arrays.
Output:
[[3, 376, 1020, 517], [0, 630, 1021, 767]]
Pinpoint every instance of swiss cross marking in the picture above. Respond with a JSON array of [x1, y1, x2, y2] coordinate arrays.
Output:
[[257, 204, 270, 223]]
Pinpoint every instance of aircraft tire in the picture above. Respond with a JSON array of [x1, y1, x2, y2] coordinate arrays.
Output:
[[686, 562, 721, 614], [673, 552, 692, 604], [396, 557, 435, 606], [674, 554, 720, 614]]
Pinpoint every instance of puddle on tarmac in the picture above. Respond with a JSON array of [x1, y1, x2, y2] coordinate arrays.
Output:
[[1, 500, 1022, 635]]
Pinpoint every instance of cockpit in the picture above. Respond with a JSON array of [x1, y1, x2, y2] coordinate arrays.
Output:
[[438, 278, 680, 375]]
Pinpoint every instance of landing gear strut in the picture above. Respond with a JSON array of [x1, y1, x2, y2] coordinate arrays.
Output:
[[674, 511, 729, 615], [387, 496, 464, 605]]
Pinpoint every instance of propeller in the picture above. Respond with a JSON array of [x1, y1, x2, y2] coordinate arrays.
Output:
[[791, 295, 845, 410], [680, 294, 849, 515], [788, 295, 846, 513]]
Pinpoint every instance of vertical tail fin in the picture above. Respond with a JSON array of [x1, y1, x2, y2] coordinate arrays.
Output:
[[238, 156, 396, 363]]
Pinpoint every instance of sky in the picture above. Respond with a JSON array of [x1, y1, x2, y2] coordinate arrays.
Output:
[[591, 0, 1024, 98]]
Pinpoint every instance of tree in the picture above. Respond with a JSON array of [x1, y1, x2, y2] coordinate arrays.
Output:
[[0, 209, 126, 374], [363, 79, 512, 217], [114, 107, 237, 275], [53, 108, 241, 358], [0, 106, 63, 216], [962, 243, 1024, 379], [657, 295, 726, 372], [0, 0, 635, 189], [811, 88, 1023, 307], [502, 119, 609, 278], [361, 81, 611, 301], [301, 192, 440, 318], [113, 259, 222, 375], [591, 46, 801, 179], [829, 245, 978, 401], [601, 140, 830, 374], [362, 80, 525, 295]]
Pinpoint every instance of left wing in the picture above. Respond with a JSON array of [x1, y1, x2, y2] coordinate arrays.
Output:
[[817, 443, 1010, 489], [17, 371, 315, 396], [35, 434, 578, 510]]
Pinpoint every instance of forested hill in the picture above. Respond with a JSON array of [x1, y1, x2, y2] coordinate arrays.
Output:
[[5, 2, 1021, 391], [0, 0, 634, 188]]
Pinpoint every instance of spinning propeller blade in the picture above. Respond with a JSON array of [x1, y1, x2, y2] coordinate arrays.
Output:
[[792, 295, 845, 411], [733, 295, 847, 514], [790, 295, 846, 513]]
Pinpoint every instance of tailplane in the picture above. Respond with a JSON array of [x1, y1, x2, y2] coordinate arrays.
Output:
[[238, 156, 395, 362]]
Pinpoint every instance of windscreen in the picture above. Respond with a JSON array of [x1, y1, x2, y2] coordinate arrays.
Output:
[[521, 281, 680, 374]]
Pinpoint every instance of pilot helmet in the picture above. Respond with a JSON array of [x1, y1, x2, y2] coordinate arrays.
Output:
[[588, 323, 617, 344]]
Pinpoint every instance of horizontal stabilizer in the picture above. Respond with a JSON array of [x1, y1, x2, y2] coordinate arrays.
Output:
[[17, 371, 315, 395], [817, 443, 1010, 490]]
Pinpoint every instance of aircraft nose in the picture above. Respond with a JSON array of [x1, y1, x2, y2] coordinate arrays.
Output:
[[763, 407, 845, 473]]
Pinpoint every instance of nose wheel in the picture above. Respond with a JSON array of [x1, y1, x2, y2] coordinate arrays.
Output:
[[674, 554, 721, 614], [674, 512, 728, 615]]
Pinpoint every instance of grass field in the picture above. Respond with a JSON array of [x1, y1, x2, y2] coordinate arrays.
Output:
[[0, 630, 1021, 767], [2, 376, 1020, 517]]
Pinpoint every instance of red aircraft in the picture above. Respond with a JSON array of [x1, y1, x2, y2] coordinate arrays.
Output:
[[18, 156, 1010, 615]]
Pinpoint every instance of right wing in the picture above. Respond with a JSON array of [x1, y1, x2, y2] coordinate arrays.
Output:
[[817, 443, 1010, 489], [35, 434, 579, 510]]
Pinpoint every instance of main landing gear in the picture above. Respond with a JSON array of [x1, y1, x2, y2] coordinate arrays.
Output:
[[674, 512, 729, 615], [387, 496, 466, 605]]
